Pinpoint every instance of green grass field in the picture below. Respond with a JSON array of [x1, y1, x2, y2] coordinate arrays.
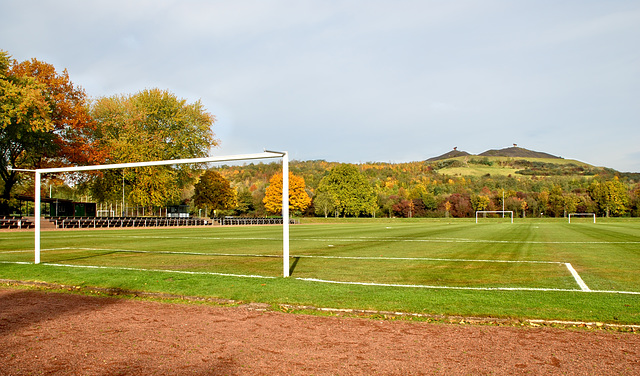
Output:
[[1, 218, 639, 324]]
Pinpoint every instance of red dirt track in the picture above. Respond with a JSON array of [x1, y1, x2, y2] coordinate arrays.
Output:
[[1, 287, 639, 375]]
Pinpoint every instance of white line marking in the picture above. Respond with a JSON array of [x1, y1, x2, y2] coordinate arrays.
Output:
[[292, 254, 562, 264], [1, 261, 638, 294], [42, 263, 276, 279], [295, 277, 640, 295], [38, 247, 563, 264], [565, 263, 591, 291], [42, 233, 640, 245], [42, 247, 280, 258], [295, 277, 582, 292]]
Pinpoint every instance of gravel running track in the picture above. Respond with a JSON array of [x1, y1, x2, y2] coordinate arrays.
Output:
[[1, 287, 639, 375]]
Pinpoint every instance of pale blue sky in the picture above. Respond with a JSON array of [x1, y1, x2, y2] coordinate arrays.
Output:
[[2, 1, 639, 171]]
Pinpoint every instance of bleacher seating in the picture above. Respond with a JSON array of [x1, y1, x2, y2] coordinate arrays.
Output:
[[217, 217, 298, 226], [1, 216, 296, 230], [0, 216, 33, 230], [46, 216, 214, 229]]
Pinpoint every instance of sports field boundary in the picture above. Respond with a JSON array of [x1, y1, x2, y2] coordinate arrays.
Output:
[[1, 279, 638, 332]]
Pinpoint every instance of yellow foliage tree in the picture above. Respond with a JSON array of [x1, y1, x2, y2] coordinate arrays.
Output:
[[263, 172, 311, 215]]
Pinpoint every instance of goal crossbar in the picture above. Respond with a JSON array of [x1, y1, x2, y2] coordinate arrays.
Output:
[[475, 210, 514, 223], [568, 213, 596, 224], [33, 151, 292, 277]]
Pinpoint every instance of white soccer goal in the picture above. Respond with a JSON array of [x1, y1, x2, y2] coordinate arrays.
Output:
[[475, 210, 514, 223], [568, 213, 596, 224], [33, 150, 292, 277]]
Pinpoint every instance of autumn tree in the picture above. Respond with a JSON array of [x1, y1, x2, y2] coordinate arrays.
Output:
[[444, 201, 452, 217], [316, 164, 377, 217], [471, 195, 490, 212], [193, 169, 237, 216], [10, 56, 105, 167], [520, 200, 528, 218], [263, 172, 311, 215], [89, 88, 217, 207], [448, 193, 473, 217], [1, 51, 102, 214]]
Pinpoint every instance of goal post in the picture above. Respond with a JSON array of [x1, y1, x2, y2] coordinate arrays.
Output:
[[33, 150, 292, 277], [568, 213, 596, 224], [475, 210, 514, 223]]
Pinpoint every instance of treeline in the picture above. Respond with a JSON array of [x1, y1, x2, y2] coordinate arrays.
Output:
[[3, 50, 638, 219], [1, 50, 217, 215], [215, 160, 640, 218]]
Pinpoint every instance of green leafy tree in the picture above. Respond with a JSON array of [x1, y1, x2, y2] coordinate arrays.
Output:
[[316, 164, 377, 217], [313, 191, 337, 218], [588, 178, 630, 217], [421, 191, 438, 212], [547, 185, 566, 217], [234, 188, 254, 215], [193, 169, 237, 216], [89, 88, 217, 207]]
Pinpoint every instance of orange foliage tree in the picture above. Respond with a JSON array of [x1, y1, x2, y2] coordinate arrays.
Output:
[[263, 172, 311, 215], [1, 51, 105, 213], [9, 57, 106, 167]]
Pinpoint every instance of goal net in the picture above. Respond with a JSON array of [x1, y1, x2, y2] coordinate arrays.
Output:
[[33, 151, 293, 277], [568, 213, 596, 224], [475, 210, 514, 223]]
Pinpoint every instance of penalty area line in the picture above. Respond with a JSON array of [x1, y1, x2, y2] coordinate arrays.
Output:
[[294, 277, 640, 295], [294, 277, 584, 293], [565, 263, 590, 291]]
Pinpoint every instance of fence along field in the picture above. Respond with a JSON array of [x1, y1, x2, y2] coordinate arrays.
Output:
[[1, 218, 639, 324]]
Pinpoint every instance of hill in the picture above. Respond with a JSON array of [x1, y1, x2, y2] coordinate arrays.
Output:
[[478, 146, 561, 159], [428, 146, 561, 161], [426, 148, 471, 161]]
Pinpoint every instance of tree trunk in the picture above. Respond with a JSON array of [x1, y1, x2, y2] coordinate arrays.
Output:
[[0, 177, 17, 215]]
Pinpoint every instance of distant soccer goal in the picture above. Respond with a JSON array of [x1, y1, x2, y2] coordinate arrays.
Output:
[[33, 150, 292, 277], [475, 211, 514, 224], [568, 213, 596, 224]]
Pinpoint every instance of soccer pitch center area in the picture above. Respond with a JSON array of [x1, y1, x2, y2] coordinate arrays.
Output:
[[1, 219, 639, 295]]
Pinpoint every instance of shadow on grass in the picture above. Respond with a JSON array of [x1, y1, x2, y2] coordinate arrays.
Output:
[[289, 256, 301, 276]]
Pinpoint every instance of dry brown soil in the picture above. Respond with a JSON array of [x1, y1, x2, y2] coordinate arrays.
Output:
[[1, 287, 639, 375]]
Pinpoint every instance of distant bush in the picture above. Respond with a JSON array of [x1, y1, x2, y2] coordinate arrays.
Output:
[[515, 163, 600, 176], [469, 157, 494, 166], [434, 160, 465, 169]]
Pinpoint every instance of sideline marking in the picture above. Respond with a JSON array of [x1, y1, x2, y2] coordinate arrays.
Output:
[[2, 260, 638, 295]]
